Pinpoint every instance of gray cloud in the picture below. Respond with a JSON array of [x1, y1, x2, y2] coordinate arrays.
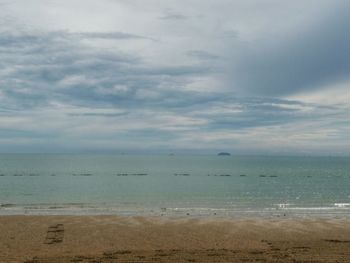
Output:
[[68, 112, 128, 117], [0, 1, 14, 6], [76, 31, 154, 41], [1, 1, 350, 154], [228, 1, 350, 96], [0, 26, 333, 130], [159, 11, 187, 20], [187, 50, 220, 60], [186, 97, 327, 130], [0, 29, 210, 111], [160, 14, 187, 20]]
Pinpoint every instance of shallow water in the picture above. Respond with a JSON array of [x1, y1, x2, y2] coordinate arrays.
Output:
[[0, 154, 349, 217]]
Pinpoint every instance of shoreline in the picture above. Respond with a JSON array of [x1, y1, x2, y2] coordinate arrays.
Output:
[[1, 208, 350, 219], [1, 215, 350, 262], [2, 203, 350, 218]]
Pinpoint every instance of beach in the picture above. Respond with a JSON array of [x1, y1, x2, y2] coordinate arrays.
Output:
[[2, 0, 350, 261], [1, 216, 350, 262], [1, 155, 350, 262]]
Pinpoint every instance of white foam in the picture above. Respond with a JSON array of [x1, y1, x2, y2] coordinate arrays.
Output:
[[334, 203, 350, 208], [276, 203, 291, 209]]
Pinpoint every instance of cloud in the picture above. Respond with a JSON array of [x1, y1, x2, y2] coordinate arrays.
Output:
[[0, 0, 350, 154], [0, 1, 14, 6], [0, 28, 210, 111], [76, 31, 154, 41], [159, 10, 187, 20], [160, 14, 187, 20], [187, 50, 220, 60], [227, 1, 350, 96]]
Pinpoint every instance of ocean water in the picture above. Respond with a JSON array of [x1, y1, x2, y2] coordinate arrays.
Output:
[[0, 154, 349, 217]]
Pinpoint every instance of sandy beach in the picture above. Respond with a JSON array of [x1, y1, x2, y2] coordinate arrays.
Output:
[[0, 216, 349, 262]]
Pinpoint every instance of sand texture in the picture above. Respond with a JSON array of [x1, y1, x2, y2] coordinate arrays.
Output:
[[0, 216, 350, 262]]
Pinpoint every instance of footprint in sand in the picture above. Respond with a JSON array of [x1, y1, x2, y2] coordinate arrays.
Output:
[[44, 224, 64, 245]]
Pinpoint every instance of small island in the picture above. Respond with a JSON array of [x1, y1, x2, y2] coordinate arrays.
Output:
[[217, 152, 231, 156]]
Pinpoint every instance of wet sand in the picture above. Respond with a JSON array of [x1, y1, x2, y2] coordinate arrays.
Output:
[[0, 216, 350, 262]]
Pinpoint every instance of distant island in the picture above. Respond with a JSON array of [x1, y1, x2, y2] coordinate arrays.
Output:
[[217, 152, 231, 156]]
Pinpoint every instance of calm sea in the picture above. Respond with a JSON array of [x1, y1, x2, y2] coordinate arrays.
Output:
[[0, 154, 349, 217]]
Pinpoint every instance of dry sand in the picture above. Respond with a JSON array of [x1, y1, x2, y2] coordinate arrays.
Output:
[[0, 216, 350, 262]]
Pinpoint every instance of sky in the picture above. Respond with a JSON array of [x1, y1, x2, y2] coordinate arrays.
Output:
[[0, 0, 350, 155]]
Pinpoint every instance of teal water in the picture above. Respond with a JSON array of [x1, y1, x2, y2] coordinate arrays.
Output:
[[0, 154, 349, 217]]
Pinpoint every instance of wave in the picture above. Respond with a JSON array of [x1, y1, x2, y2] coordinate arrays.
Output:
[[274, 203, 350, 210], [1, 202, 350, 217]]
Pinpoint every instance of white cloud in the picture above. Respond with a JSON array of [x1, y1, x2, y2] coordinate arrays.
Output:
[[289, 79, 350, 107]]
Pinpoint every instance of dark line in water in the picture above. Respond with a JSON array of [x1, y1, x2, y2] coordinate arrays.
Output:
[[72, 173, 93, 176], [0, 203, 15, 208], [209, 174, 233, 177], [116, 173, 148, 176]]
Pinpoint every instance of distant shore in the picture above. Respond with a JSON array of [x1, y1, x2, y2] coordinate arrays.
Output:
[[1, 216, 350, 262]]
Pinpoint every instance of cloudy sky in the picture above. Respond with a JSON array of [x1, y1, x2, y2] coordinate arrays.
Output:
[[0, 0, 349, 155]]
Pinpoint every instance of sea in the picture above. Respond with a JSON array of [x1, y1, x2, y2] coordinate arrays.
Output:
[[0, 154, 349, 217]]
